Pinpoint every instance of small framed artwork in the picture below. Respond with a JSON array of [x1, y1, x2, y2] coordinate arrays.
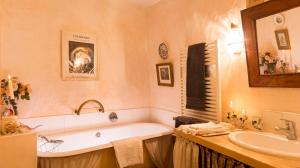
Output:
[[61, 31, 98, 80], [246, 0, 264, 8], [275, 29, 291, 50], [156, 63, 174, 87]]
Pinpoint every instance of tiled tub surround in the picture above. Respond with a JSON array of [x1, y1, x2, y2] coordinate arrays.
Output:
[[20, 108, 151, 135]]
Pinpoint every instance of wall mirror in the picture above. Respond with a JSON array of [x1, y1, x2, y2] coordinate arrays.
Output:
[[241, 0, 300, 87]]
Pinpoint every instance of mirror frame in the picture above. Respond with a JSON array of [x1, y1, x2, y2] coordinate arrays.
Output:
[[241, 0, 300, 88]]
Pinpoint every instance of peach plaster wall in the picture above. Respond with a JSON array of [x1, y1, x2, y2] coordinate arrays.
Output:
[[0, 0, 150, 118], [146, 0, 300, 123]]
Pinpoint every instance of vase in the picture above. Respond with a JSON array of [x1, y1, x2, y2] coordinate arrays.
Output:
[[267, 63, 276, 74]]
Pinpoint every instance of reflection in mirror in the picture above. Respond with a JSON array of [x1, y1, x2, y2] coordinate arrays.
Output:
[[256, 7, 300, 75]]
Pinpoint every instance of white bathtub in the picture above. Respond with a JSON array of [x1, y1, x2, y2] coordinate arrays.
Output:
[[38, 122, 173, 157]]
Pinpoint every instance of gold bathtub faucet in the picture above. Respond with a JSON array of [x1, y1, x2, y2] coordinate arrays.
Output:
[[75, 99, 105, 115]]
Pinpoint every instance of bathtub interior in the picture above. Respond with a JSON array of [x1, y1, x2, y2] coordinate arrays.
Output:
[[37, 123, 173, 157]]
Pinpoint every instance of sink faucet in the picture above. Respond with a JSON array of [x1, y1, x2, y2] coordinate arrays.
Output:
[[75, 99, 104, 115], [275, 119, 297, 140]]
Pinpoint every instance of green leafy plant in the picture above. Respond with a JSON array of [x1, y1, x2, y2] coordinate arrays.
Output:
[[0, 77, 31, 115]]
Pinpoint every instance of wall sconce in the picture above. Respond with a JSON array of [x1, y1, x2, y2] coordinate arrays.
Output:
[[228, 23, 244, 55]]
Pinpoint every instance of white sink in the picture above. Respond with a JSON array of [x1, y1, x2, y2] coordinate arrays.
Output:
[[228, 131, 300, 158]]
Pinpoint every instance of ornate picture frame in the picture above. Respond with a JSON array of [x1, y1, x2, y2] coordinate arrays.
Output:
[[156, 63, 174, 87], [61, 31, 98, 80], [246, 0, 264, 8], [241, 0, 300, 87]]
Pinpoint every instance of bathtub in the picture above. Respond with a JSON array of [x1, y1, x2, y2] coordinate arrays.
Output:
[[38, 122, 173, 157]]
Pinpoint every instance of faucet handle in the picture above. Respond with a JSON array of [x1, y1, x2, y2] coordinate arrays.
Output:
[[280, 119, 295, 128]]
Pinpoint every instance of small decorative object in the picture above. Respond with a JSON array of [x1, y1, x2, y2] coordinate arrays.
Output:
[[273, 14, 285, 26], [156, 63, 174, 87], [226, 101, 248, 129], [109, 112, 118, 122], [0, 75, 31, 115], [295, 65, 300, 73], [275, 29, 291, 50], [246, 0, 264, 8], [239, 109, 248, 129], [158, 42, 168, 60], [279, 60, 289, 73], [259, 52, 278, 75], [1, 115, 19, 135], [226, 101, 238, 126], [226, 111, 238, 125], [62, 31, 98, 80], [252, 116, 263, 131], [227, 111, 248, 129]]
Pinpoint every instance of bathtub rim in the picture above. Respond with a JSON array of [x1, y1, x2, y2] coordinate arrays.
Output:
[[37, 122, 173, 157]]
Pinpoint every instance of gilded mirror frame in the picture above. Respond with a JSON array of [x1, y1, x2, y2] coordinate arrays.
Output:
[[241, 0, 300, 87]]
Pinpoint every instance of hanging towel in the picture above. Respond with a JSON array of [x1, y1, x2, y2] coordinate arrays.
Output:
[[112, 137, 144, 168], [174, 116, 207, 128], [186, 43, 207, 111]]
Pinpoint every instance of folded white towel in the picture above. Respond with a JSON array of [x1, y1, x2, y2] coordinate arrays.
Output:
[[112, 137, 144, 168], [177, 122, 233, 136]]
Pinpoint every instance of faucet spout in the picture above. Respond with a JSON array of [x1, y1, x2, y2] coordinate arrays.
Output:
[[75, 99, 104, 115], [275, 119, 297, 140]]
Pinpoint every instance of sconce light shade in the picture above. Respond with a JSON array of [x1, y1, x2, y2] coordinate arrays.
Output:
[[228, 23, 244, 55]]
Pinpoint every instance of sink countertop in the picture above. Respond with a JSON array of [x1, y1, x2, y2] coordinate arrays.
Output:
[[174, 130, 300, 168]]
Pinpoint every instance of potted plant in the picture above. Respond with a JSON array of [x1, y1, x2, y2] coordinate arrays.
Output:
[[0, 75, 31, 135]]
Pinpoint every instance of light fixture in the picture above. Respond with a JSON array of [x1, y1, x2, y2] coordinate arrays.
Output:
[[228, 23, 244, 55]]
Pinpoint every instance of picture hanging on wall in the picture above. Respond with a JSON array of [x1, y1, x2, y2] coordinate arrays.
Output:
[[275, 29, 291, 50], [156, 63, 174, 87], [61, 31, 98, 80]]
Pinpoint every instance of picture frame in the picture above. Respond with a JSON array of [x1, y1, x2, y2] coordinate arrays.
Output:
[[246, 0, 264, 8], [61, 31, 98, 80], [156, 63, 174, 87], [275, 29, 291, 50]]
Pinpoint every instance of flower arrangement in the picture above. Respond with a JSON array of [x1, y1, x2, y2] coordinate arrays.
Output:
[[279, 60, 289, 73], [260, 52, 278, 74], [0, 75, 31, 116]]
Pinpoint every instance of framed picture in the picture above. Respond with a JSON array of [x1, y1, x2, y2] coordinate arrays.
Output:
[[61, 31, 98, 80], [275, 29, 291, 50], [156, 63, 174, 87], [246, 0, 264, 8]]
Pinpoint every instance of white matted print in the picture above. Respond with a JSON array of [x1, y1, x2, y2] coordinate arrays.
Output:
[[62, 31, 98, 80], [156, 63, 174, 87]]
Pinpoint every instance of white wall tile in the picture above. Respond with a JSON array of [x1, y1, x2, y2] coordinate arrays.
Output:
[[20, 108, 151, 135], [20, 116, 66, 134], [282, 112, 300, 138], [262, 110, 300, 138], [262, 110, 283, 133], [150, 107, 180, 128]]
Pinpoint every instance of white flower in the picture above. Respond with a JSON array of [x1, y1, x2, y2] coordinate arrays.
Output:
[[265, 55, 270, 61]]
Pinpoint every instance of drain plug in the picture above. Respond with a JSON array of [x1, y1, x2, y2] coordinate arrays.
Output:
[[95, 132, 101, 138]]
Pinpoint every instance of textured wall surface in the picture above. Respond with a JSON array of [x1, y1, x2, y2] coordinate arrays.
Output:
[[1, 0, 300, 122], [147, 0, 300, 124], [0, 0, 150, 118]]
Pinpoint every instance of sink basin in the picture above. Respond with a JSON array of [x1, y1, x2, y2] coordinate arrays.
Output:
[[228, 131, 300, 158]]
